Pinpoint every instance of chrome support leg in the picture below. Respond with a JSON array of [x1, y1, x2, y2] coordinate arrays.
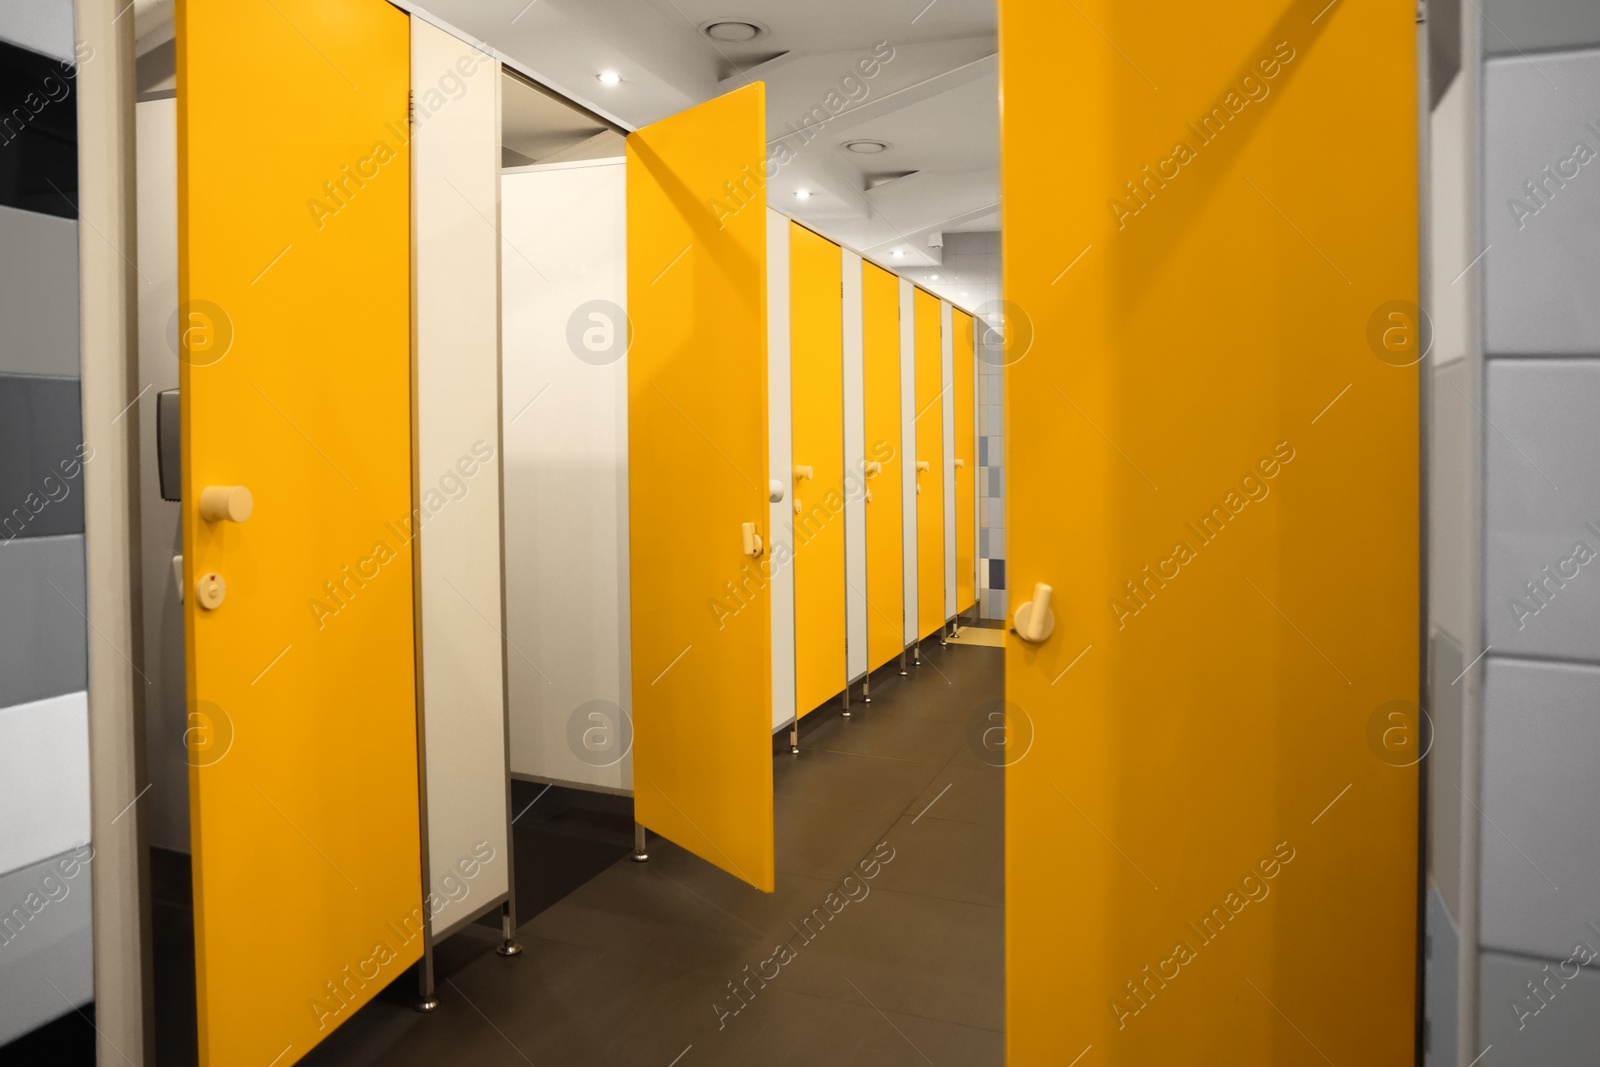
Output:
[[863, 674, 872, 704], [415, 943, 439, 1012], [496, 899, 523, 956], [631, 822, 650, 863], [842, 685, 851, 718], [790, 721, 800, 755]]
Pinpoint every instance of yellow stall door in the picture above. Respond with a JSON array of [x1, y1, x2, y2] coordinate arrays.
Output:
[[627, 85, 775, 892], [953, 308, 977, 616], [913, 288, 945, 640], [862, 263, 904, 670], [790, 223, 846, 717], [1001, 0, 1419, 1063], [178, 2, 420, 1063]]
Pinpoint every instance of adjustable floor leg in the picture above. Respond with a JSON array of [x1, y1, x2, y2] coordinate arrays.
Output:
[[631, 822, 650, 863], [496, 898, 523, 957], [415, 944, 439, 1012]]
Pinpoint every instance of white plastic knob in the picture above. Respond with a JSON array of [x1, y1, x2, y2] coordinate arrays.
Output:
[[199, 485, 253, 523], [1013, 583, 1055, 643]]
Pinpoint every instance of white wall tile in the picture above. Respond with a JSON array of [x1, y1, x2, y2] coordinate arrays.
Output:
[[1480, 658, 1600, 960], [1484, 360, 1600, 660], [0, 691, 89, 878]]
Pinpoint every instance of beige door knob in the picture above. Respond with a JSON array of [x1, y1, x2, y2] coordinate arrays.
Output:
[[916, 460, 930, 473], [200, 485, 253, 523], [195, 571, 227, 611]]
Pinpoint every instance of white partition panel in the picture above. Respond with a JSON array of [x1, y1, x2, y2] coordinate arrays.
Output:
[[768, 211, 797, 730], [941, 300, 957, 619], [899, 278, 918, 646], [842, 249, 868, 683], [502, 159, 631, 790], [411, 19, 511, 935]]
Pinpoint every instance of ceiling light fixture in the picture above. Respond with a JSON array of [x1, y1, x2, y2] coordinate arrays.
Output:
[[930, 274, 940, 280], [701, 19, 767, 43], [795, 190, 812, 200], [597, 70, 621, 85], [843, 139, 891, 155], [891, 250, 906, 258]]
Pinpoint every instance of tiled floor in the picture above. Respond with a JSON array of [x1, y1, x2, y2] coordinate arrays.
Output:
[[300, 637, 1005, 1066]]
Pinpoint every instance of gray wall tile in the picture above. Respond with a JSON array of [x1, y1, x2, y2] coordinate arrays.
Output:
[[1426, 887, 1460, 1067], [1484, 361, 1600, 660], [0, 373, 85, 540], [0, 0, 75, 64], [1431, 634, 1466, 915], [1480, 949, 1600, 1064], [0, 205, 78, 378], [1485, 1, 1600, 56], [1480, 657, 1600, 960], [0, 845, 93, 1045], [0, 533, 86, 707], [1484, 51, 1600, 356]]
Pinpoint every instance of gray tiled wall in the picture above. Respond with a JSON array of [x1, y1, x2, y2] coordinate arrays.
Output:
[[0, 535, 87, 710], [1484, 1, 1600, 56], [1477, 22, 1600, 1066], [0, 206, 80, 377], [0, 848, 94, 1045], [977, 360, 1005, 620], [0, 0, 92, 1047], [1481, 950, 1600, 1064]]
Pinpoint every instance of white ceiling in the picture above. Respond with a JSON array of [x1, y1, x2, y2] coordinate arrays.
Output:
[[131, 0, 1000, 309], [414, 0, 1000, 308]]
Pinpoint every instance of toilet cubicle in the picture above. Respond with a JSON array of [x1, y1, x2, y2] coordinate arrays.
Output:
[[146, 2, 979, 1062]]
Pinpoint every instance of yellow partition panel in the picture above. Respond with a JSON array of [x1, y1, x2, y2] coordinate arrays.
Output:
[[953, 309, 977, 615], [177, 2, 420, 1063], [790, 223, 846, 717], [626, 85, 774, 892], [913, 288, 945, 640], [863, 263, 905, 670], [1001, 1, 1418, 1063]]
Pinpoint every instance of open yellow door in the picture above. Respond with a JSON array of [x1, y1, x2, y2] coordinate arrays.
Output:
[[178, 2, 420, 1064], [913, 288, 945, 640], [863, 263, 905, 670], [1001, 1, 1418, 1063], [627, 84, 774, 892], [790, 223, 846, 718], [953, 308, 977, 615]]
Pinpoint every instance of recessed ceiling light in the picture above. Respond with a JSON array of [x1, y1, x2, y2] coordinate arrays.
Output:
[[701, 19, 767, 42], [794, 190, 812, 200], [843, 139, 890, 155], [597, 70, 621, 85], [930, 274, 940, 280], [891, 250, 906, 258]]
